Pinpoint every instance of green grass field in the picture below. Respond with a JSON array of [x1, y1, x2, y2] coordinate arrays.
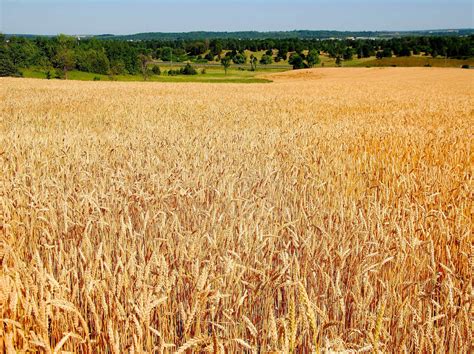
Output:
[[20, 66, 284, 83], [21, 54, 473, 83]]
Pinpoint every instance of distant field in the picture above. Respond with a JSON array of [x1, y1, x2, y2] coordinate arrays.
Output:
[[359, 56, 474, 68], [1, 68, 472, 353], [20, 66, 284, 83], [20, 53, 474, 83]]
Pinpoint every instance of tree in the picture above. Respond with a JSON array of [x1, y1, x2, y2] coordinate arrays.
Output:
[[306, 49, 320, 67], [335, 55, 342, 67], [152, 65, 161, 75], [289, 53, 305, 69], [343, 47, 353, 61], [92, 50, 110, 74], [180, 63, 197, 75], [0, 54, 22, 77], [204, 52, 214, 61], [109, 59, 126, 76], [399, 46, 411, 57], [232, 53, 246, 65], [382, 47, 392, 58], [221, 56, 231, 75], [209, 40, 223, 58], [250, 55, 258, 71], [52, 34, 76, 79], [138, 53, 152, 80], [260, 54, 273, 65], [186, 41, 206, 56], [276, 49, 288, 62], [159, 47, 173, 62], [8, 37, 39, 67], [75, 49, 109, 74], [56, 34, 75, 49], [53, 48, 75, 79]]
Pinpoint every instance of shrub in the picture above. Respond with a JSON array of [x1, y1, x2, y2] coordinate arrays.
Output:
[[180, 64, 197, 75], [55, 69, 65, 79], [152, 65, 161, 75], [204, 53, 214, 61], [232, 53, 247, 65], [260, 54, 273, 65]]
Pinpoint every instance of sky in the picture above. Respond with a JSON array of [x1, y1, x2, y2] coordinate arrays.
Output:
[[1, 0, 473, 35]]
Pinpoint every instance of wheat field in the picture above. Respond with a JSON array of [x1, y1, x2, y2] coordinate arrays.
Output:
[[0, 68, 472, 353]]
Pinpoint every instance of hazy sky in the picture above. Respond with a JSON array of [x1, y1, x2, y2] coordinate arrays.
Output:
[[1, 0, 473, 35]]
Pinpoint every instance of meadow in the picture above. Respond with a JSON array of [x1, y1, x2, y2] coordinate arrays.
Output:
[[0, 68, 472, 352], [20, 54, 473, 84], [20, 66, 281, 83]]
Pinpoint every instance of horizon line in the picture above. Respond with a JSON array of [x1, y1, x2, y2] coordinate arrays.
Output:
[[3, 28, 473, 37]]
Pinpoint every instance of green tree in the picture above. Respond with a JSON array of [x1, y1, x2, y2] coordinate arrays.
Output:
[[109, 59, 126, 76], [343, 47, 353, 61], [56, 34, 76, 49], [180, 63, 197, 75], [52, 34, 76, 79], [138, 53, 152, 80], [306, 49, 320, 67], [53, 48, 75, 79], [92, 49, 110, 74], [276, 49, 288, 62], [152, 65, 161, 75], [221, 56, 231, 75], [250, 55, 258, 71], [399, 45, 411, 57], [8, 37, 39, 67], [0, 54, 22, 77], [382, 47, 392, 58], [209, 40, 223, 58], [260, 54, 273, 65], [289, 53, 305, 69], [159, 47, 173, 62], [232, 53, 246, 65]]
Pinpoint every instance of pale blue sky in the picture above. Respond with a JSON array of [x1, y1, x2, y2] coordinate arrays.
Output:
[[1, 0, 473, 35]]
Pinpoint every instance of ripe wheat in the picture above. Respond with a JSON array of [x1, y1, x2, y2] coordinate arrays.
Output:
[[0, 68, 472, 352]]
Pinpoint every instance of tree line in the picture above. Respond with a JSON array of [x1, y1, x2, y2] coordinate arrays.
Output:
[[1, 33, 472, 77], [95, 29, 474, 41]]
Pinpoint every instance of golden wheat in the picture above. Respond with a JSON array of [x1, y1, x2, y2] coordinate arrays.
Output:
[[0, 67, 472, 352]]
